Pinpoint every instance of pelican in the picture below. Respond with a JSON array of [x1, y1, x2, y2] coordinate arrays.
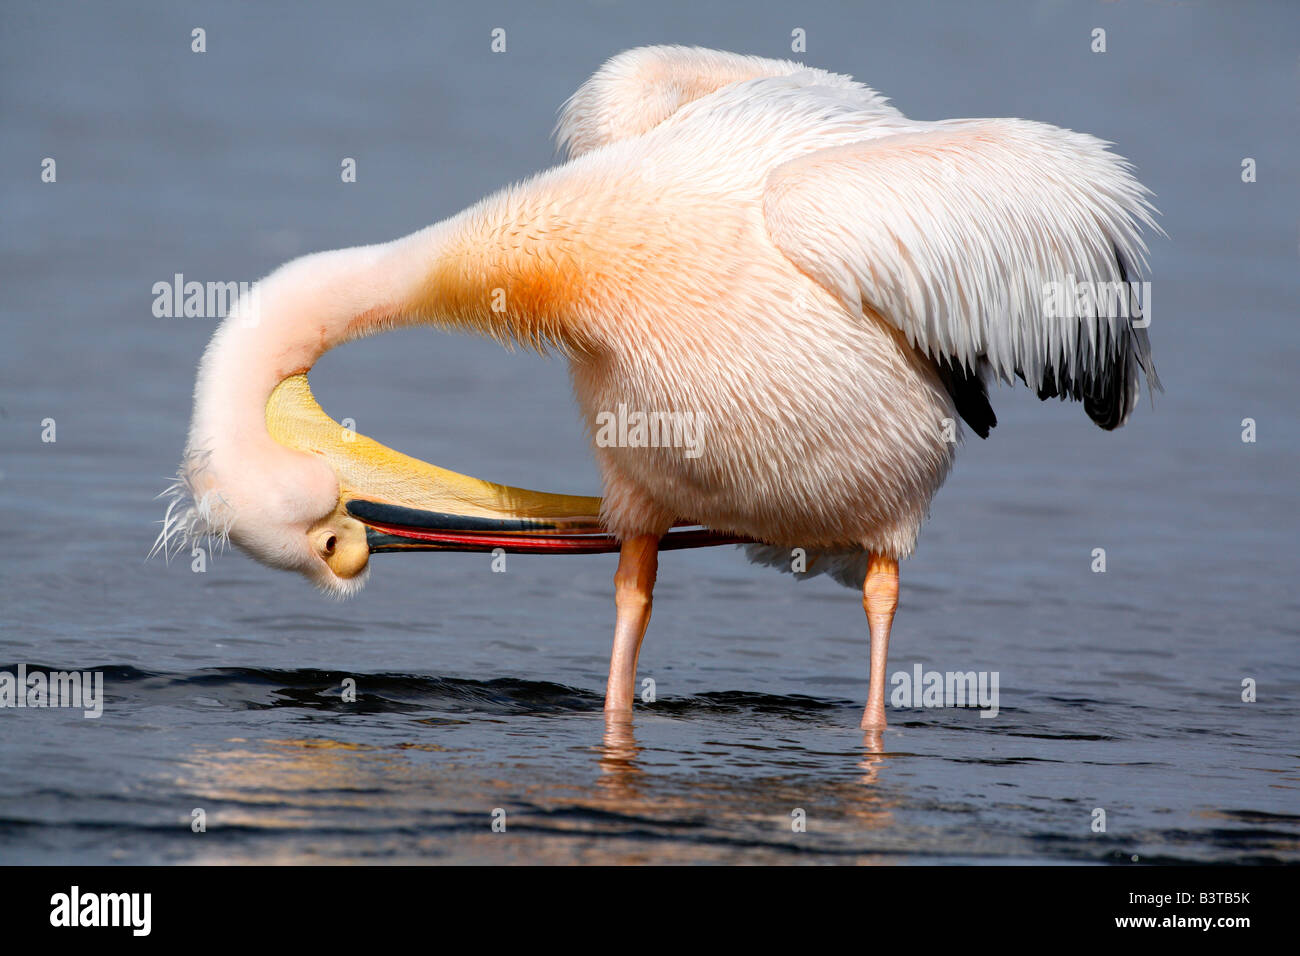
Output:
[[158, 46, 1160, 730]]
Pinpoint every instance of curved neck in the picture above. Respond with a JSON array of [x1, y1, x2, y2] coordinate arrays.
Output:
[[191, 221, 439, 450], [186, 187, 596, 468]]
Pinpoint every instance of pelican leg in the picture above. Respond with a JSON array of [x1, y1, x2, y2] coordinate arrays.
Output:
[[604, 534, 660, 712], [861, 553, 899, 730]]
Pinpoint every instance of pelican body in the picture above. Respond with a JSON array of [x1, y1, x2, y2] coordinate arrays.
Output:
[[160, 47, 1159, 729]]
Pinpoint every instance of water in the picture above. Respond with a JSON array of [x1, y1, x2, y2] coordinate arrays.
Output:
[[1, 1, 1297, 864]]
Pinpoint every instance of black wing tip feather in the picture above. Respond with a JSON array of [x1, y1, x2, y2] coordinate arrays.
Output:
[[933, 249, 1158, 437], [1029, 247, 1158, 431], [1032, 327, 1148, 431], [935, 356, 997, 439]]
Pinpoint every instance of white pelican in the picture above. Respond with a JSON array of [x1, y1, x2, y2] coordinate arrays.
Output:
[[159, 46, 1160, 730]]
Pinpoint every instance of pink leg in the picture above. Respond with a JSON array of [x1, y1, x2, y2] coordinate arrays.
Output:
[[604, 534, 660, 712], [861, 553, 899, 730]]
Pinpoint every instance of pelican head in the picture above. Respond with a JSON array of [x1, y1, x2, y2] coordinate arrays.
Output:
[[158, 363, 623, 597], [158, 402, 372, 597]]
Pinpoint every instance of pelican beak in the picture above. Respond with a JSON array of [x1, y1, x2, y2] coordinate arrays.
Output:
[[265, 374, 747, 556]]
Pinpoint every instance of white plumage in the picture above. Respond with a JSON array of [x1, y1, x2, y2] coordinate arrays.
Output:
[[560, 45, 1159, 422], [164, 45, 1162, 725]]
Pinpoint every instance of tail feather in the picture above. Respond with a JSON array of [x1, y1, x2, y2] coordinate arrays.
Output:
[[742, 543, 868, 589]]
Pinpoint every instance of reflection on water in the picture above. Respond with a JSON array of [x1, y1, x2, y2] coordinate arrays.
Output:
[[167, 731, 1296, 866], [12, 667, 1268, 865], [170, 718, 905, 865]]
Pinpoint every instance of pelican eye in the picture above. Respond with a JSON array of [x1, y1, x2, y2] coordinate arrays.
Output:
[[314, 529, 339, 557], [309, 513, 370, 580]]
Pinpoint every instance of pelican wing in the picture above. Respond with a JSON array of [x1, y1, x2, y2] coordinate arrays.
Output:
[[555, 45, 899, 159], [763, 119, 1161, 429]]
